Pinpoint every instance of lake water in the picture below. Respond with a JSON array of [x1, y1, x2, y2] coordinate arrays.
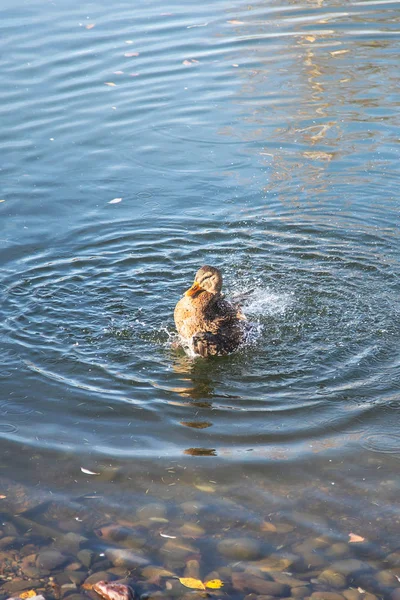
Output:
[[1, 0, 400, 596]]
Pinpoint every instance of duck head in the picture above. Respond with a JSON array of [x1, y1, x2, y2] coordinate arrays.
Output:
[[185, 265, 223, 297]]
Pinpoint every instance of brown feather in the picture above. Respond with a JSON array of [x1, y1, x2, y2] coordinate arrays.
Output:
[[174, 267, 245, 356]]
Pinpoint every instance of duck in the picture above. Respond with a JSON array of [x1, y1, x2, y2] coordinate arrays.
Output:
[[174, 265, 246, 357]]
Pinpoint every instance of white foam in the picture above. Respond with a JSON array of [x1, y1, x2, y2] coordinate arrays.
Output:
[[242, 288, 294, 317]]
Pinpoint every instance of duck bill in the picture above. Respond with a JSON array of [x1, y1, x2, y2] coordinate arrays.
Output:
[[185, 282, 203, 297]]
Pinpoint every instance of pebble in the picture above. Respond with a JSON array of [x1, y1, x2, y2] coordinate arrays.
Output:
[[0, 536, 18, 549], [232, 572, 290, 596], [218, 537, 263, 560], [342, 590, 363, 600], [93, 581, 134, 600], [160, 539, 197, 561], [311, 592, 345, 600], [375, 569, 399, 587], [84, 571, 116, 585], [105, 548, 150, 568], [36, 549, 68, 571], [317, 569, 347, 589], [58, 532, 88, 554], [291, 586, 311, 598], [68, 571, 88, 585], [2, 579, 42, 593], [329, 560, 372, 576], [77, 549, 94, 568]]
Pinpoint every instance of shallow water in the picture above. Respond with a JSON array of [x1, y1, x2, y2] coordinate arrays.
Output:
[[1, 0, 400, 595]]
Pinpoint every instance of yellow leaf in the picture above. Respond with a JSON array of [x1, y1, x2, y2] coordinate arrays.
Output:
[[205, 579, 224, 589], [20, 591, 37, 599], [85, 24, 95, 29], [227, 20, 244, 24], [179, 578, 206, 590], [104, 82, 117, 87]]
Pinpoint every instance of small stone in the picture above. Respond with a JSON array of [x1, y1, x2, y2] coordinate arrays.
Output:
[[317, 570, 347, 589], [274, 524, 295, 534], [141, 566, 176, 585], [84, 572, 116, 586], [105, 549, 149, 568], [254, 555, 296, 572], [291, 586, 310, 598], [160, 539, 197, 561], [93, 581, 134, 600], [68, 571, 87, 585], [232, 572, 289, 596], [363, 594, 378, 600], [311, 593, 345, 600], [326, 544, 350, 558], [65, 562, 84, 571], [36, 549, 68, 571], [218, 537, 262, 561], [178, 523, 205, 538], [61, 583, 77, 597], [2, 579, 42, 593], [58, 532, 88, 554], [108, 567, 129, 577], [77, 549, 94, 568], [376, 570, 399, 587], [342, 590, 363, 600], [330, 560, 372, 577], [0, 536, 18, 549], [184, 560, 200, 579], [387, 553, 400, 567]]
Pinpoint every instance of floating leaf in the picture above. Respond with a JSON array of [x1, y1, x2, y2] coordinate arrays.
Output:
[[20, 591, 37, 599], [183, 59, 192, 66], [109, 198, 122, 204], [0, 494, 7, 498], [81, 467, 100, 475], [179, 578, 206, 590], [305, 35, 316, 42], [124, 52, 139, 57], [104, 82, 117, 87], [205, 580, 224, 589], [0, 200, 5, 203], [227, 19, 245, 24], [85, 24, 95, 29], [349, 532, 365, 543]]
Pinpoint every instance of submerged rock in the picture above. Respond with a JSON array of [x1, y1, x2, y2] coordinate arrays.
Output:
[[36, 549, 68, 571], [105, 548, 150, 568], [93, 581, 134, 600], [218, 537, 262, 561], [317, 569, 347, 589]]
